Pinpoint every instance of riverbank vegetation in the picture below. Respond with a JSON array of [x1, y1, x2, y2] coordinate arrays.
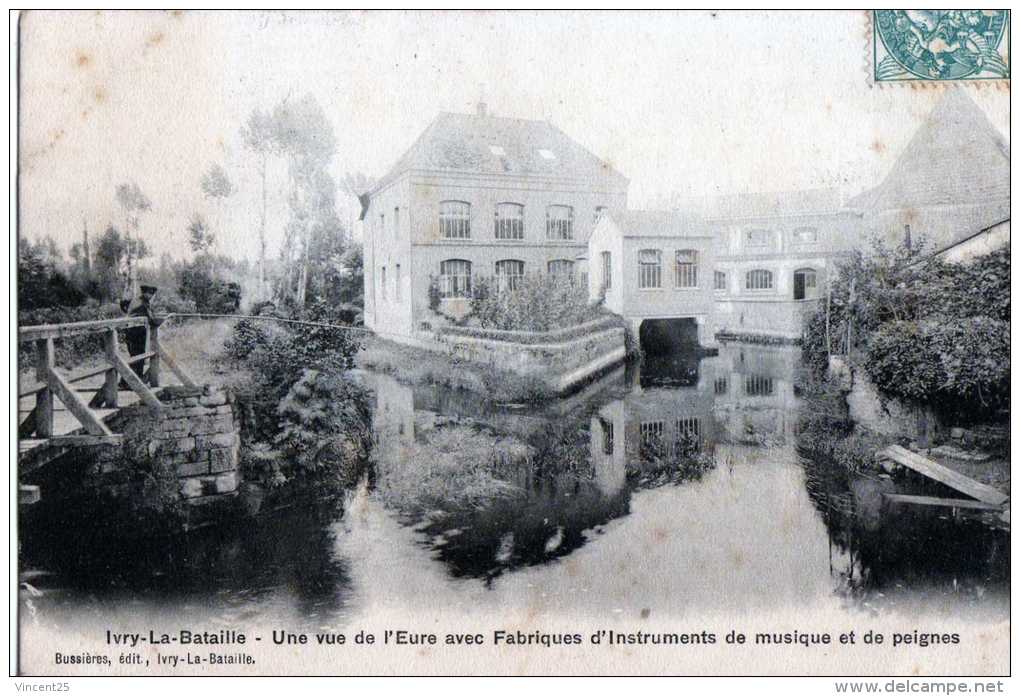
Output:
[[798, 239, 1010, 477], [222, 301, 372, 490], [803, 240, 1009, 424], [357, 335, 553, 403]]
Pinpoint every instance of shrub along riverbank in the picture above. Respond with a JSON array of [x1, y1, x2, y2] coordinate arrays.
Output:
[[798, 239, 1010, 474]]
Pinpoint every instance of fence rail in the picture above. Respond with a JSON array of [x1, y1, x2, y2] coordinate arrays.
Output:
[[18, 317, 195, 445]]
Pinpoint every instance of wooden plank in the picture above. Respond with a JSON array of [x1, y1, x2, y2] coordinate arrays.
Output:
[[34, 338, 54, 438], [45, 367, 114, 436], [148, 325, 160, 387], [125, 351, 156, 365], [19, 316, 146, 342], [102, 329, 119, 408], [884, 493, 1003, 511], [18, 380, 47, 398], [108, 350, 162, 409], [154, 337, 196, 387], [877, 445, 1008, 506]]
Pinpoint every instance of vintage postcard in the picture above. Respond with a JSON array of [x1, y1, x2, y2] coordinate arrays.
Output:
[[12, 10, 1011, 682]]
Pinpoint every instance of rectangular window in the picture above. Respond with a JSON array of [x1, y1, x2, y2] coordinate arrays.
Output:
[[381, 266, 387, 300], [714, 270, 727, 292], [674, 250, 698, 288], [438, 259, 472, 298], [714, 376, 728, 395], [495, 259, 525, 292], [745, 269, 774, 291], [745, 374, 774, 396], [600, 418, 614, 455], [395, 264, 401, 300], [675, 417, 701, 448], [638, 249, 662, 289], [600, 251, 612, 290], [744, 228, 772, 248], [439, 201, 471, 239], [593, 206, 608, 226], [640, 420, 664, 445], [546, 205, 574, 240], [494, 203, 525, 240], [394, 207, 400, 238], [793, 226, 818, 244]]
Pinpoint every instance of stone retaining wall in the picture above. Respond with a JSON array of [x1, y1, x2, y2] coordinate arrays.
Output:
[[90, 384, 241, 509], [435, 326, 628, 394]]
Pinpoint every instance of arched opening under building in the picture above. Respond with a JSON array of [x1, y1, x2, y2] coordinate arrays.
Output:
[[638, 318, 699, 356]]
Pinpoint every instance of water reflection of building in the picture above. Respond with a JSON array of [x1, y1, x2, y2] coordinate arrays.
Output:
[[707, 343, 800, 444]]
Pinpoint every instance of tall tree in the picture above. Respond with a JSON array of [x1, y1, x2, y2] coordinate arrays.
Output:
[[115, 182, 152, 299], [241, 109, 281, 297], [272, 94, 340, 306]]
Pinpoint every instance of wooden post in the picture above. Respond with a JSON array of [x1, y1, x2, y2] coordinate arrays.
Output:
[[35, 338, 54, 437], [103, 328, 119, 407], [147, 323, 161, 387]]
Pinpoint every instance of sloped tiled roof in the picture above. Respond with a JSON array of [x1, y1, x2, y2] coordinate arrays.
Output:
[[371, 111, 629, 194], [610, 209, 709, 238], [848, 89, 1010, 212]]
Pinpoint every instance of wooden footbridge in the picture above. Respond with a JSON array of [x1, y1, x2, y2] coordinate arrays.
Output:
[[17, 317, 196, 502]]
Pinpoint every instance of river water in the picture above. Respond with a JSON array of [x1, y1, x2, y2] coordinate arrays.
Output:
[[17, 343, 1010, 674]]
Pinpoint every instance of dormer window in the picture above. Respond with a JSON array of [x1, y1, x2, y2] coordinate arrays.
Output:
[[489, 145, 506, 156], [538, 149, 556, 160]]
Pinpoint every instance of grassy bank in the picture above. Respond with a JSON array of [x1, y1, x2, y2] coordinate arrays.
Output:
[[356, 335, 553, 404]]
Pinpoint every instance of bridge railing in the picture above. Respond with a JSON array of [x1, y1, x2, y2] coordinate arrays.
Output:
[[18, 317, 196, 445]]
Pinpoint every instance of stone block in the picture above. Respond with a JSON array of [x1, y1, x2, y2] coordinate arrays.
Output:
[[209, 447, 237, 473], [167, 406, 214, 419], [177, 459, 210, 477], [197, 433, 237, 450], [213, 405, 234, 416], [213, 471, 239, 494], [160, 385, 205, 401], [179, 477, 204, 498], [950, 427, 965, 440], [200, 393, 228, 407], [159, 437, 196, 455]]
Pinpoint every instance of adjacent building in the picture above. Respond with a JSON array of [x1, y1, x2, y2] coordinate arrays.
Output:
[[360, 103, 629, 341], [588, 210, 717, 348], [696, 190, 858, 341], [847, 88, 1010, 255]]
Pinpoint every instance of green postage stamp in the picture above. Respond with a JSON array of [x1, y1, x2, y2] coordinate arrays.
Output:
[[873, 10, 1010, 82]]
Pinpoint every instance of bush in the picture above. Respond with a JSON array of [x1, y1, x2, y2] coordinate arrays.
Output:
[[223, 318, 270, 360], [274, 369, 371, 476], [864, 317, 1010, 420], [468, 274, 604, 331]]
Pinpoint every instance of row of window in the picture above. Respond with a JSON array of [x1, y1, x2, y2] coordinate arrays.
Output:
[[435, 258, 577, 298], [712, 268, 818, 299], [438, 201, 608, 241], [634, 249, 700, 290], [743, 226, 819, 248]]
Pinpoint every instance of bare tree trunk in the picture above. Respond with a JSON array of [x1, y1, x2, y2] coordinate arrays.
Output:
[[297, 232, 310, 306], [82, 218, 92, 274], [258, 155, 268, 297]]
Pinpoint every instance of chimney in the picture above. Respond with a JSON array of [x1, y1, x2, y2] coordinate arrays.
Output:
[[476, 101, 488, 117]]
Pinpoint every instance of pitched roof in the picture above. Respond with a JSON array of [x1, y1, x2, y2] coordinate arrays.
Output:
[[609, 209, 709, 238], [371, 111, 629, 195], [847, 89, 1010, 212], [678, 188, 843, 220]]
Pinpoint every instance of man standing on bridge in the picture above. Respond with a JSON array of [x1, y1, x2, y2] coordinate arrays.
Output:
[[120, 284, 165, 384]]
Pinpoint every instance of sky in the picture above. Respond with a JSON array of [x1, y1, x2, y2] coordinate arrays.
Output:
[[17, 10, 1011, 263]]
